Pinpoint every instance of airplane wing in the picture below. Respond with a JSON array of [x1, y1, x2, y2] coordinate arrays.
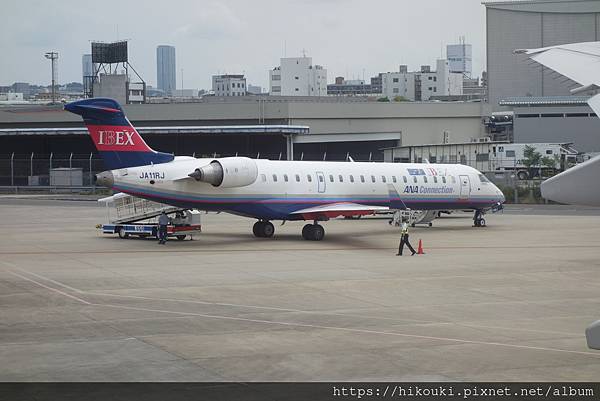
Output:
[[516, 41, 600, 114], [290, 202, 389, 220], [517, 41, 600, 206]]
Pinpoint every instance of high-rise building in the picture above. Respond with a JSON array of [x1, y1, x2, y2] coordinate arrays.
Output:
[[212, 75, 247, 96], [447, 40, 472, 77], [156, 45, 176, 95], [82, 54, 93, 82], [269, 56, 327, 96]]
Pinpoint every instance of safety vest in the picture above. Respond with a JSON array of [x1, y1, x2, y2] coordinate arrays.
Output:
[[401, 223, 409, 235]]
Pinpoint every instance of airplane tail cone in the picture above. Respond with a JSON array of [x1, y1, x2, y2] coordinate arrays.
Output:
[[417, 239, 425, 255]]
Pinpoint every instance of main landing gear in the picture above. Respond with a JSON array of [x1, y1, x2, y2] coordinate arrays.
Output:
[[252, 220, 325, 241], [302, 222, 325, 241], [253, 220, 275, 238]]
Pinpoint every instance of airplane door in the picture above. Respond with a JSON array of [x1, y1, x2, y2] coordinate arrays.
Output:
[[316, 171, 326, 193], [459, 175, 470, 199]]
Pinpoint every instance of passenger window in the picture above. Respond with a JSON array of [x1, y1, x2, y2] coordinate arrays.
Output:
[[371, 175, 376, 183], [295, 174, 300, 182], [307, 175, 312, 182], [284, 174, 289, 182], [360, 175, 365, 183], [433, 176, 438, 183], [272, 174, 278, 182], [318, 175, 323, 182], [381, 176, 387, 183], [329, 174, 334, 182], [338, 175, 344, 183], [350, 175, 354, 183], [403, 176, 407, 183], [423, 176, 428, 183], [413, 176, 417, 183], [261, 174, 266, 182], [392, 176, 397, 183], [442, 176, 446, 184]]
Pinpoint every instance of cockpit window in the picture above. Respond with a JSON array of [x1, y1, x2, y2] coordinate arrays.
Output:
[[478, 174, 490, 183]]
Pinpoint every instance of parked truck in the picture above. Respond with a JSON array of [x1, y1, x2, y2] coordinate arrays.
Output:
[[493, 143, 579, 180]]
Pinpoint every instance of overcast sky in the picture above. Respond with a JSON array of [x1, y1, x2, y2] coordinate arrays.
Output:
[[1, 0, 487, 89]]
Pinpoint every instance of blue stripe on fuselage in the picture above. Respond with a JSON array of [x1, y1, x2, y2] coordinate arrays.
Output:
[[112, 183, 499, 220]]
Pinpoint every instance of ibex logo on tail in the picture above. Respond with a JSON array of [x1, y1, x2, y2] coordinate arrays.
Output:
[[97, 130, 136, 146]]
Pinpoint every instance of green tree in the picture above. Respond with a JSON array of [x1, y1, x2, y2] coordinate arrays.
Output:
[[393, 96, 408, 102], [377, 97, 390, 102], [522, 145, 542, 178]]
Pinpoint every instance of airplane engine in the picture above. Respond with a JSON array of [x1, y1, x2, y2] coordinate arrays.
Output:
[[189, 157, 258, 188]]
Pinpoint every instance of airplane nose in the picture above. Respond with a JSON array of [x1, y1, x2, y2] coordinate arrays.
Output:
[[95, 171, 114, 187]]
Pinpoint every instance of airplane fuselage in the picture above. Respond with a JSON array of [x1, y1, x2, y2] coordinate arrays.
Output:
[[104, 157, 505, 220]]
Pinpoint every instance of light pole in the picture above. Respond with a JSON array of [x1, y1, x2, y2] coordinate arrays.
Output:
[[44, 51, 58, 104]]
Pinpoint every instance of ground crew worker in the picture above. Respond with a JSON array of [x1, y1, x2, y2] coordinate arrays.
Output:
[[158, 211, 169, 245], [397, 218, 416, 256]]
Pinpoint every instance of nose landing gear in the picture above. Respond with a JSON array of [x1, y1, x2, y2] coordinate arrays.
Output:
[[473, 209, 486, 227]]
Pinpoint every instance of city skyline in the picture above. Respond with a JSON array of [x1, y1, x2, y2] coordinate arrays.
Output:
[[1, 0, 486, 90]]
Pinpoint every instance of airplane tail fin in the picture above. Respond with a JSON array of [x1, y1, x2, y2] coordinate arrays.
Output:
[[64, 98, 174, 170]]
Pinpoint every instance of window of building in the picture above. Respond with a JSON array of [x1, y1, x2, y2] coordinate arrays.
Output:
[[338, 175, 344, 183], [433, 87, 437, 92], [272, 174, 277, 182], [475, 153, 489, 162], [360, 175, 365, 183], [284, 174, 289, 182], [546, 150, 553, 155], [393, 88, 399, 93], [261, 174, 266, 182], [506, 150, 516, 157], [393, 78, 399, 83], [307, 175, 312, 182], [295, 174, 300, 182], [433, 77, 437, 82], [295, 76, 299, 80], [295, 88, 299, 91]]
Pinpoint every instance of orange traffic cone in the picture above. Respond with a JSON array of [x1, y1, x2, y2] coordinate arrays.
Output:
[[417, 239, 425, 254]]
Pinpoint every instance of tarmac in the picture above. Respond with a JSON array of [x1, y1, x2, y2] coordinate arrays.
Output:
[[1, 197, 599, 381]]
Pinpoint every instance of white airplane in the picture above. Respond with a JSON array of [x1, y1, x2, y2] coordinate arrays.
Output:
[[64, 98, 505, 240], [515, 41, 600, 206]]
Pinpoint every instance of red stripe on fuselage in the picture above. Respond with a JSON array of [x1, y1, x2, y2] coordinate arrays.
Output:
[[86, 124, 152, 152]]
